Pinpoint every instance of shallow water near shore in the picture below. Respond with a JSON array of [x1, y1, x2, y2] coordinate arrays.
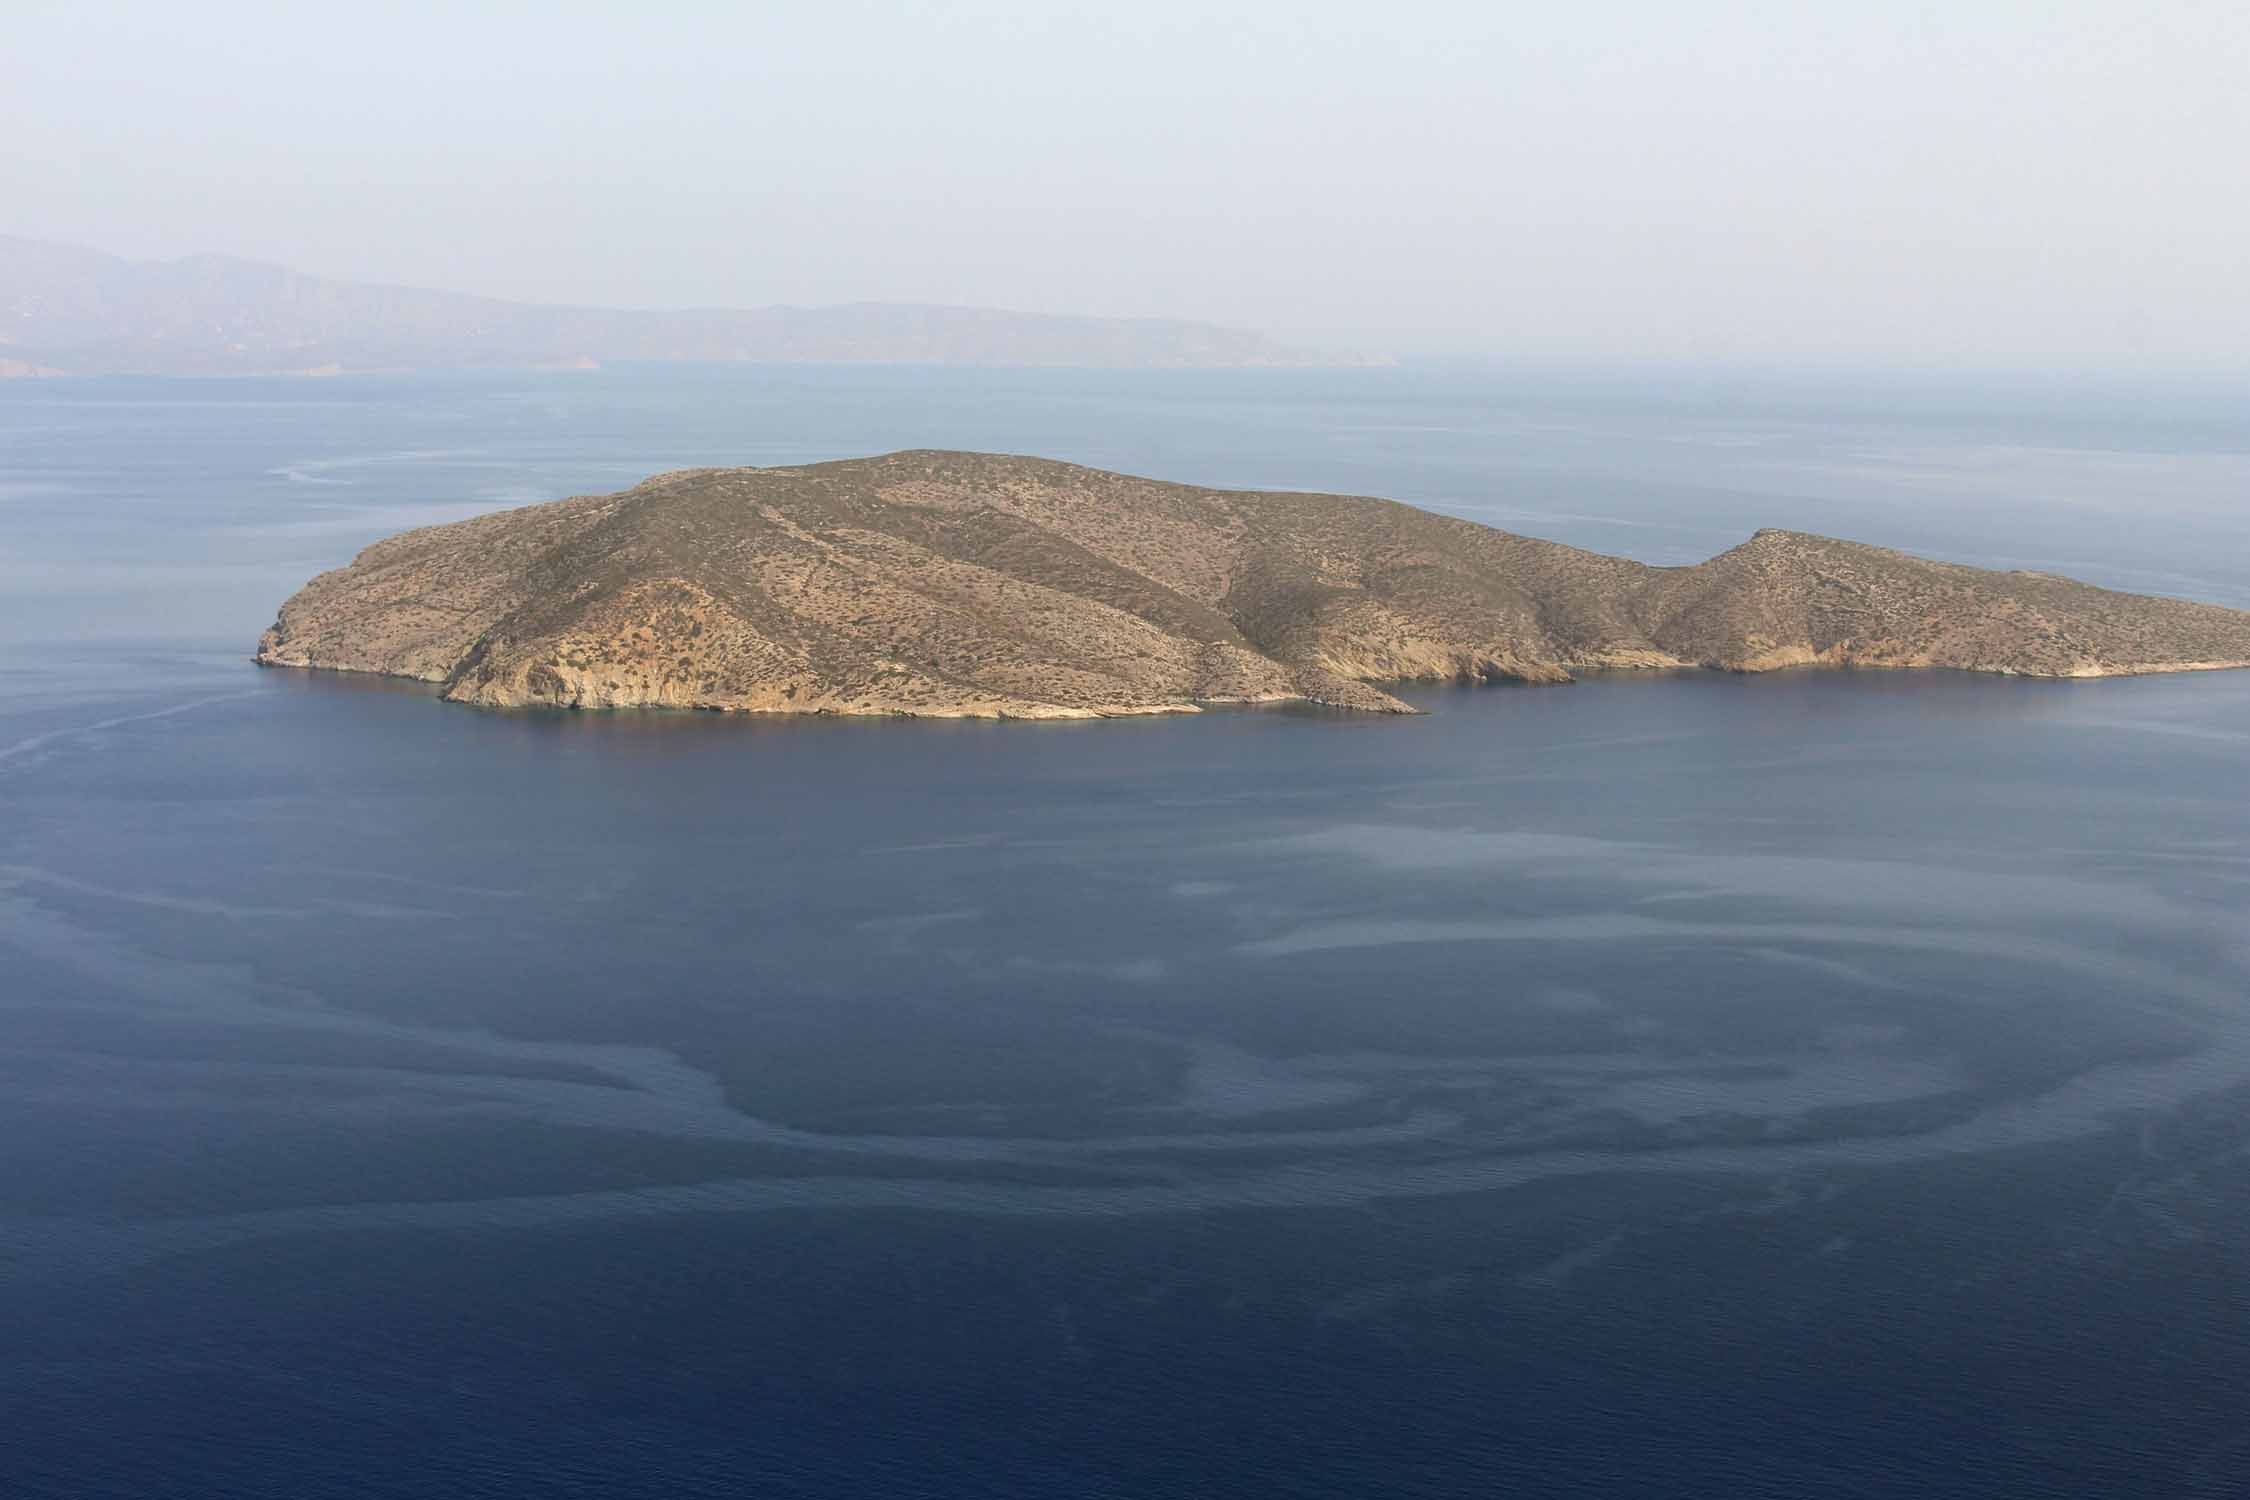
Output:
[[4, 367, 2249, 1497]]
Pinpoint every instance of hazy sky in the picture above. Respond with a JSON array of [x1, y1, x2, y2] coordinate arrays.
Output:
[[9, 0, 2248, 367]]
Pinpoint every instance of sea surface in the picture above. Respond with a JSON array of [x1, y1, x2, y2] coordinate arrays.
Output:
[[3, 365, 2248, 1497]]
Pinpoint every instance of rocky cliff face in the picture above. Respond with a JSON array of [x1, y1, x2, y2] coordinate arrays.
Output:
[[256, 452, 2250, 718]]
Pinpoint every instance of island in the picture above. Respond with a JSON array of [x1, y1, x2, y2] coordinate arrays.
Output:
[[256, 451, 2250, 718]]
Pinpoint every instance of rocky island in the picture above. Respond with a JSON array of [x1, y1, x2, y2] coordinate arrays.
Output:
[[257, 451, 2250, 718]]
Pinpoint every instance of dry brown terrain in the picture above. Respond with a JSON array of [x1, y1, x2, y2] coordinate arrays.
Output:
[[257, 451, 2250, 718]]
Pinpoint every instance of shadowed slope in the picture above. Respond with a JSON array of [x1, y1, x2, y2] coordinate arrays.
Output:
[[257, 452, 2250, 718]]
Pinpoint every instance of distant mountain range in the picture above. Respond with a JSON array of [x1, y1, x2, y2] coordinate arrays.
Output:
[[0, 236, 1383, 376]]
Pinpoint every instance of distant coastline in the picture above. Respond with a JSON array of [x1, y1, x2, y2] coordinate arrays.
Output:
[[0, 235, 1391, 378]]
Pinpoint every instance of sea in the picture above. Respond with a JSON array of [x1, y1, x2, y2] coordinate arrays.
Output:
[[3, 364, 2248, 1498]]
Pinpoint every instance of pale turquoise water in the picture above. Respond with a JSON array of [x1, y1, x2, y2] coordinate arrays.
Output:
[[3, 367, 2248, 1497]]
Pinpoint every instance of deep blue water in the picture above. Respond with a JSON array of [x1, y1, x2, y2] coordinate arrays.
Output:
[[3, 367, 2249, 1497]]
